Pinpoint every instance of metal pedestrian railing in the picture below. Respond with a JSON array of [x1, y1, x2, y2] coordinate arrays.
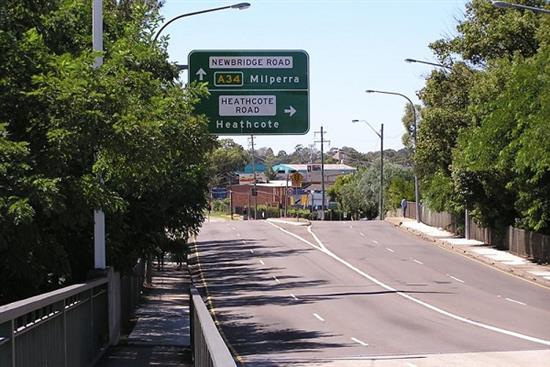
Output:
[[190, 286, 237, 367], [0, 278, 109, 367]]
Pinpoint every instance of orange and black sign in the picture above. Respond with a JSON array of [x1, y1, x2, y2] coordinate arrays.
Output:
[[290, 172, 303, 188]]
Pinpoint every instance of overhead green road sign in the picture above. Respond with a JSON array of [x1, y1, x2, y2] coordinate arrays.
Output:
[[188, 50, 309, 135]]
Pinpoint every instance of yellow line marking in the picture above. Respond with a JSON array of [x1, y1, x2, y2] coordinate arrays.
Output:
[[192, 237, 245, 364]]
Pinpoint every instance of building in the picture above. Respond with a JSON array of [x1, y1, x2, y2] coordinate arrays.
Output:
[[271, 163, 356, 186]]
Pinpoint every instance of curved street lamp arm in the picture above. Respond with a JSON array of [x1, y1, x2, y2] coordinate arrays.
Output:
[[492, 1, 550, 14], [153, 3, 251, 42]]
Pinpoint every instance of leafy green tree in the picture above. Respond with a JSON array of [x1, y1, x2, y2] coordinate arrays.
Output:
[[207, 138, 249, 187], [0, 0, 215, 303], [416, 0, 547, 218], [453, 41, 550, 234]]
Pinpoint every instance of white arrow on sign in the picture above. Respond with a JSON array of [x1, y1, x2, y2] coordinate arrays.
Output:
[[196, 68, 207, 81], [284, 106, 296, 117]]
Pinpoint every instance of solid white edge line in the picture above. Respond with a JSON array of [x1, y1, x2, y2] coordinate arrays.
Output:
[[313, 313, 325, 322], [351, 337, 368, 346], [447, 274, 465, 283], [267, 221, 550, 347], [505, 297, 526, 306]]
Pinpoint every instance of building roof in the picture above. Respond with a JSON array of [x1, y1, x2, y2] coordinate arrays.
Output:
[[272, 163, 356, 173]]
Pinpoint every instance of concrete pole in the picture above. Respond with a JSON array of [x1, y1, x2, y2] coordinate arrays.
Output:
[[380, 123, 384, 220], [250, 135, 257, 219], [320, 126, 326, 220], [93, 0, 105, 269]]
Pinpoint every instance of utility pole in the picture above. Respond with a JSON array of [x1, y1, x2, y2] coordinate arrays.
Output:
[[379, 123, 384, 220], [314, 126, 330, 220], [249, 135, 258, 219]]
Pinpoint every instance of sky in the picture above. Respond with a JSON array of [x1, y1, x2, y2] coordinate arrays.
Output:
[[159, 0, 469, 155]]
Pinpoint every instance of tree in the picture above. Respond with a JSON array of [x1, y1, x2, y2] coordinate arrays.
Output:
[[453, 40, 550, 234], [416, 0, 546, 217], [0, 0, 215, 304], [207, 139, 249, 187]]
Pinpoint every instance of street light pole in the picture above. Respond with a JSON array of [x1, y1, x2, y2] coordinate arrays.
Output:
[[492, 1, 550, 14], [352, 120, 384, 220], [93, 0, 105, 270], [366, 89, 421, 222], [153, 3, 251, 42]]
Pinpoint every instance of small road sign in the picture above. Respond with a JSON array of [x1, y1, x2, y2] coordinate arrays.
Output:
[[188, 50, 309, 135]]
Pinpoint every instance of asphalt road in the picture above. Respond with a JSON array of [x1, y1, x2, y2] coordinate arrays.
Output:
[[192, 220, 550, 366]]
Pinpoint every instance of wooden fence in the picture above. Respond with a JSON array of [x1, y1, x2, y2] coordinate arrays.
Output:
[[392, 202, 548, 264]]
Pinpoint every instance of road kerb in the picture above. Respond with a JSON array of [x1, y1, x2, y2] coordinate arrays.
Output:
[[384, 218, 550, 289]]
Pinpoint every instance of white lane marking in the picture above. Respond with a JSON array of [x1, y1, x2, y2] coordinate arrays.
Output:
[[505, 297, 526, 306], [313, 313, 325, 322], [350, 337, 368, 346], [236, 232, 241, 237], [413, 259, 423, 265], [360, 232, 365, 237], [268, 221, 550, 347], [406, 363, 418, 367], [290, 294, 299, 301], [259, 260, 265, 265], [250, 249, 254, 254], [386, 248, 394, 253], [349, 225, 353, 229], [447, 274, 465, 283], [372, 240, 379, 244], [232, 227, 237, 231], [273, 276, 280, 284]]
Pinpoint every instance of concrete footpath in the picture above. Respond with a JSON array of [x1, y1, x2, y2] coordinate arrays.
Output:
[[95, 262, 191, 367], [385, 216, 550, 288]]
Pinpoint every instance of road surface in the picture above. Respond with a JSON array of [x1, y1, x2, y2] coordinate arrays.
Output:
[[191, 220, 550, 366]]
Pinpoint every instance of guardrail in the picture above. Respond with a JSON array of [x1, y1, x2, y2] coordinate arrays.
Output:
[[0, 278, 109, 367], [190, 286, 237, 367]]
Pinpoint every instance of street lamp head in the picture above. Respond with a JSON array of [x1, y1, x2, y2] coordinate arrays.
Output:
[[231, 2, 251, 10], [492, 1, 511, 9]]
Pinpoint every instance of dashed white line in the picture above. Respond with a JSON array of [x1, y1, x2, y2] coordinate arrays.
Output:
[[372, 240, 379, 244], [290, 294, 299, 301], [406, 363, 418, 367], [268, 221, 550, 347], [231, 227, 237, 231], [313, 313, 325, 322], [349, 225, 353, 229], [259, 260, 265, 265], [236, 232, 241, 237], [350, 337, 368, 346], [386, 248, 394, 253], [360, 232, 365, 237], [413, 259, 424, 265], [447, 274, 465, 283], [250, 249, 254, 254], [505, 297, 526, 306], [273, 276, 280, 283]]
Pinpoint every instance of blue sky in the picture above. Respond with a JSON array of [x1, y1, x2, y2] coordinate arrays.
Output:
[[160, 0, 469, 155]]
